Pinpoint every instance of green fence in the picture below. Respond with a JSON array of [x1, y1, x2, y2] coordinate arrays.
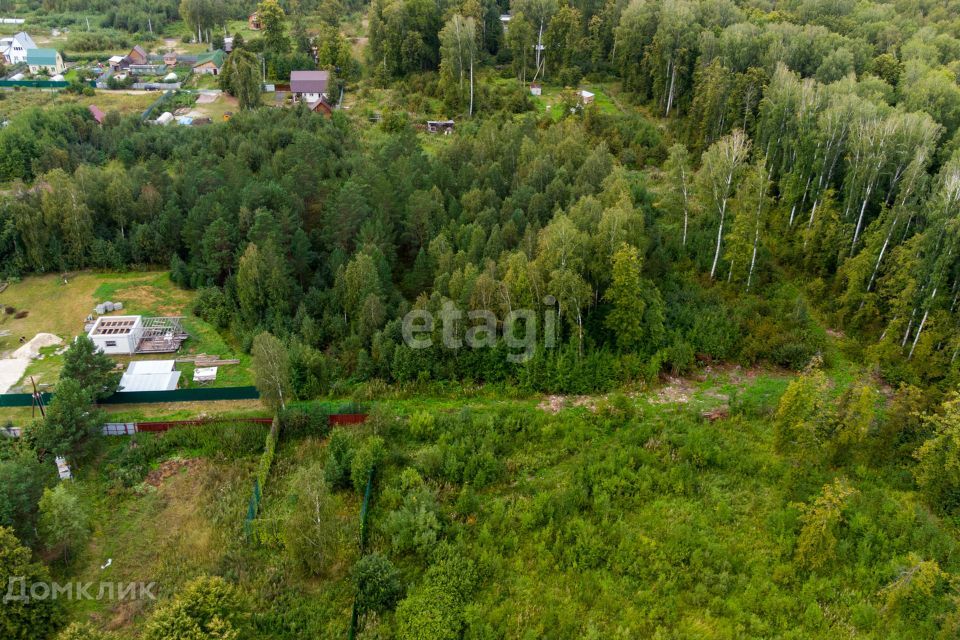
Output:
[[141, 89, 174, 121], [100, 386, 260, 404], [0, 80, 96, 89], [245, 417, 279, 540], [0, 386, 259, 408], [244, 477, 262, 539], [348, 467, 376, 640]]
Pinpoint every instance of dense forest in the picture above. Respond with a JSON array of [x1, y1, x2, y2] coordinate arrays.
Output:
[[2, 0, 960, 637]]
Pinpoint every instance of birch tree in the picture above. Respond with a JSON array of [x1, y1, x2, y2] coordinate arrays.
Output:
[[439, 14, 478, 116], [727, 156, 772, 289], [662, 142, 695, 248], [696, 129, 751, 279]]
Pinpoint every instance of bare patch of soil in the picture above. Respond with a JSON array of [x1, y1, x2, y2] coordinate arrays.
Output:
[[145, 458, 201, 487], [537, 395, 602, 413], [650, 376, 697, 404]]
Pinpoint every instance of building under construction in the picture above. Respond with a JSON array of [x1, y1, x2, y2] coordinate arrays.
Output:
[[87, 315, 188, 355]]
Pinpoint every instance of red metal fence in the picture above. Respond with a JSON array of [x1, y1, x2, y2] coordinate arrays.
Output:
[[131, 417, 274, 432], [104, 414, 367, 434]]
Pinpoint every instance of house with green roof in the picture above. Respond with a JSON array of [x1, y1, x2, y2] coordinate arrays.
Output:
[[26, 48, 64, 75], [192, 50, 225, 76]]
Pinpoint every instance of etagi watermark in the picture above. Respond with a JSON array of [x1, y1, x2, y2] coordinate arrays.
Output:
[[4, 578, 157, 602], [401, 297, 559, 363]]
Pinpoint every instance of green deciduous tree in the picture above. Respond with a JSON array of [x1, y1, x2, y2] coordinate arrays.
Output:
[[795, 478, 859, 571], [179, 0, 227, 44], [395, 543, 477, 640], [0, 526, 62, 640], [220, 49, 263, 110], [283, 461, 348, 575], [0, 455, 53, 544], [439, 14, 478, 116], [257, 0, 289, 53], [605, 243, 658, 353], [252, 331, 291, 412], [662, 143, 695, 247], [350, 435, 385, 493], [774, 366, 830, 457], [914, 395, 960, 515], [38, 483, 90, 563], [696, 129, 751, 279]]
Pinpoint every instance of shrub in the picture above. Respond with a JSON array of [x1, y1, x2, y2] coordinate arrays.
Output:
[[324, 429, 355, 490], [408, 411, 435, 440], [279, 405, 331, 438], [0, 526, 63, 639], [914, 395, 960, 515], [383, 469, 441, 556], [353, 553, 404, 619], [143, 576, 249, 640], [283, 462, 347, 576], [56, 622, 119, 639], [795, 478, 859, 571], [351, 436, 386, 494]]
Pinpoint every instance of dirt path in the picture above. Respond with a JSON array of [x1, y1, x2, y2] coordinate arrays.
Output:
[[0, 358, 29, 394]]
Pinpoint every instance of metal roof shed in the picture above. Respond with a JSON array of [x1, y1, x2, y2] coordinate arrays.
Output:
[[118, 371, 181, 392], [127, 360, 176, 375], [118, 360, 180, 392]]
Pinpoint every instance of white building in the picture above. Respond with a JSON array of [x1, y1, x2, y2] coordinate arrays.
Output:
[[87, 315, 144, 355], [290, 70, 330, 104], [0, 31, 36, 65], [118, 360, 180, 392]]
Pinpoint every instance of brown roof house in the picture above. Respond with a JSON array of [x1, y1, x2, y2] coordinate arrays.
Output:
[[163, 51, 177, 66], [127, 45, 148, 66], [248, 12, 262, 30], [290, 70, 330, 104]]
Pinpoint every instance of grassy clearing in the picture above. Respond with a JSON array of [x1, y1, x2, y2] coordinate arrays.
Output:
[[0, 271, 252, 393], [529, 81, 623, 120], [50, 346, 957, 637], [0, 89, 156, 121]]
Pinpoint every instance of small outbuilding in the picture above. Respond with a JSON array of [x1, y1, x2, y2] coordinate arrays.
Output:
[[426, 120, 455, 134], [118, 360, 181, 393], [530, 82, 542, 96], [307, 99, 333, 116], [127, 45, 148, 66], [578, 89, 595, 105]]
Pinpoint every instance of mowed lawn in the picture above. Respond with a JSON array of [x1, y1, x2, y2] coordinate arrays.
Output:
[[0, 271, 252, 392]]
